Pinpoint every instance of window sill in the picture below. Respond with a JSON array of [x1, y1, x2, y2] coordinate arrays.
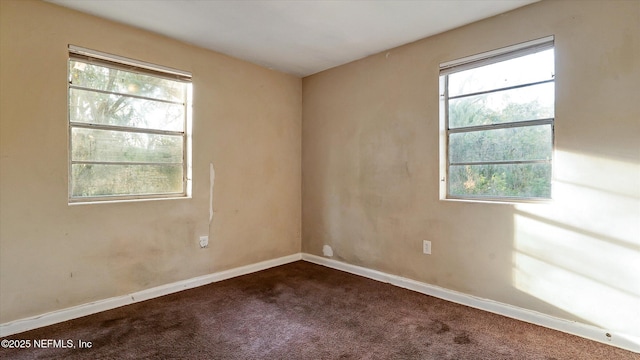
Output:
[[68, 195, 191, 206], [440, 196, 552, 206]]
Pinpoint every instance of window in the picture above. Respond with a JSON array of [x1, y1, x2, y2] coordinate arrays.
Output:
[[68, 46, 192, 203], [439, 36, 554, 202]]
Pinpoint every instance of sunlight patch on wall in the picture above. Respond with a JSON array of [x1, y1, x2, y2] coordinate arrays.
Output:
[[513, 150, 640, 339], [513, 249, 638, 329], [554, 150, 639, 200], [514, 213, 639, 297]]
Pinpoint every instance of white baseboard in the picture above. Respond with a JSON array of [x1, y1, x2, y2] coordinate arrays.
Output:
[[0, 253, 302, 338], [302, 253, 640, 354], [3, 252, 638, 354]]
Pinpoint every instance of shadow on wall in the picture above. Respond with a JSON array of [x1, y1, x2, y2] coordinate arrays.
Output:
[[512, 149, 640, 341]]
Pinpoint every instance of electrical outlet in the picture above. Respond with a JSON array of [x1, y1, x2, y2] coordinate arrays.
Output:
[[199, 236, 209, 248], [423, 240, 431, 255]]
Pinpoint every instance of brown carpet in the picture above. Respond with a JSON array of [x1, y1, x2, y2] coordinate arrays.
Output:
[[1, 261, 637, 359]]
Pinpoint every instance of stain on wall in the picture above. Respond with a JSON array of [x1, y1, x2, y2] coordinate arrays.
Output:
[[302, 0, 640, 341], [0, 0, 301, 323]]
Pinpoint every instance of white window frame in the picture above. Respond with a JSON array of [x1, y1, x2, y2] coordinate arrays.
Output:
[[439, 36, 555, 203], [67, 45, 192, 204]]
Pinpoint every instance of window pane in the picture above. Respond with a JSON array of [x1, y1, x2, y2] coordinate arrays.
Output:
[[69, 60, 186, 102], [449, 125, 552, 164], [72, 128, 183, 163], [449, 163, 551, 199], [449, 82, 554, 128], [71, 164, 183, 197], [69, 88, 185, 131], [68, 50, 191, 202], [449, 49, 554, 97]]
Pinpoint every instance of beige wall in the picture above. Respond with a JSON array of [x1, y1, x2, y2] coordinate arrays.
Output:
[[303, 0, 640, 340], [1, 0, 638, 344], [0, 0, 301, 323]]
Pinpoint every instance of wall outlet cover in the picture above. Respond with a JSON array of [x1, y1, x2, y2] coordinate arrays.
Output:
[[322, 245, 333, 257], [423, 240, 431, 255], [199, 236, 209, 248]]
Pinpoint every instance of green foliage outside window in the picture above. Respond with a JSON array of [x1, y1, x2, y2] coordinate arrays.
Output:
[[448, 98, 552, 198], [68, 57, 189, 200], [443, 46, 554, 201]]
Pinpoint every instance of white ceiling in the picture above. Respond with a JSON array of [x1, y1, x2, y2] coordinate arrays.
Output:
[[48, 0, 538, 77]]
